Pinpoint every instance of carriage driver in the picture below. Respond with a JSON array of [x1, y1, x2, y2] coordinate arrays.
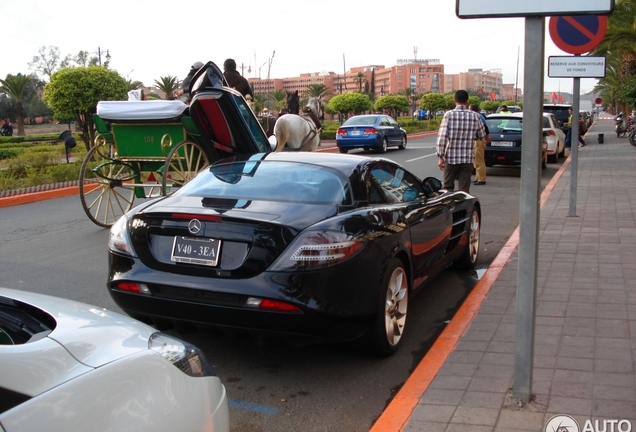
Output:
[[223, 59, 254, 99]]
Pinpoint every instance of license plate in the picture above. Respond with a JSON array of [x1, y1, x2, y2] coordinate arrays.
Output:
[[171, 236, 221, 266], [491, 141, 515, 147], [351, 130, 361, 136]]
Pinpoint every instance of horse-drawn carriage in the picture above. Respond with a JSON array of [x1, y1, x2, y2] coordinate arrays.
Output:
[[79, 61, 271, 227]]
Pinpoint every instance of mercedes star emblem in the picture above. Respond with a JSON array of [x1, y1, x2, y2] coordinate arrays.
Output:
[[188, 219, 203, 234]]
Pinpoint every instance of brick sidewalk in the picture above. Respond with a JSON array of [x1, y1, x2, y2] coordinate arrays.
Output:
[[376, 116, 636, 431]]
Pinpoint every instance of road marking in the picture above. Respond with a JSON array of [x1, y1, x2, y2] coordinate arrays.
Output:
[[406, 153, 437, 163], [229, 399, 280, 415]]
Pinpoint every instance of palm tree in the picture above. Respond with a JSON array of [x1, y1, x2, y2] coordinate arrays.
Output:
[[267, 89, 287, 111], [305, 83, 332, 101], [127, 79, 144, 91], [399, 87, 420, 117], [354, 72, 367, 92], [593, 60, 621, 112], [0, 74, 32, 136], [154, 76, 180, 100], [591, 0, 636, 110]]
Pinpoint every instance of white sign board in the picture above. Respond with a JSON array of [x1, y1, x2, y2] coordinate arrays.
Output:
[[548, 56, 606, 78], [457, 0, 614, 18]]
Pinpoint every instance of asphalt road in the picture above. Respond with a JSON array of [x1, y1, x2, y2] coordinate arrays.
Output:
[[0, 137, 565, 431]]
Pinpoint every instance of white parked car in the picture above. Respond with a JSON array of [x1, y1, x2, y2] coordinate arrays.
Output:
[[543, 112, 566, 163], [0, 287, 229, 432]]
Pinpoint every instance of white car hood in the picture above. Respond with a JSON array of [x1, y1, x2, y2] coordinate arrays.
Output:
[[0, 288, 155, 368]]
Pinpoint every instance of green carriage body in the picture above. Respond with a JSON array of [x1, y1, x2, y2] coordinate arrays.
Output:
[[80, 61, 271, 228]]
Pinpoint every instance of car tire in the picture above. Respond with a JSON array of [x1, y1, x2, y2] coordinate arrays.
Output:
[[362, 258, 409, 356], [378, 137, 388, 153], [548, 152, 558, 163], [455, 209, 480, 270], [558, 143, 565, 158], [339, 148, 348, 154], [398, 134, 407, 150]]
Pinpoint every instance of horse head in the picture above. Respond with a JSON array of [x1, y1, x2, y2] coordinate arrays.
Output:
[[285, 90, 300, 115], [306, 97, 324, 121]]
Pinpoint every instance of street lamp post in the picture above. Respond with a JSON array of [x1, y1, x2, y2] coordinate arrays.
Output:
[[258, 62, 266, 79], [97, 47, 111, 66]]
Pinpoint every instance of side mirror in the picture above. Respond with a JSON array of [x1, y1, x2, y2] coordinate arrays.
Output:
[[422, 177, 442, 195]]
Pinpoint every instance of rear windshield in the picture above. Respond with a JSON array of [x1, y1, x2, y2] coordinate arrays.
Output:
[[543, 106, 570, 120], [343, 116, 377, 126], [486, 118, 523, 133], [180, 160, 351, 205]]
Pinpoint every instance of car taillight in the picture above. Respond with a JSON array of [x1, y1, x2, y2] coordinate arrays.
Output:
[[337, 129, 347, 136], [364, 127, 377, 135], [246, 297, 302, 313], [548, 130, 555, 135], [113, 282, 151, 294], [108, 214, 137, 257], [268, 230, 366, 271]]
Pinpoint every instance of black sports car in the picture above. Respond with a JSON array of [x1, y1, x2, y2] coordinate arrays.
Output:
[[107, 152, 481, 355]]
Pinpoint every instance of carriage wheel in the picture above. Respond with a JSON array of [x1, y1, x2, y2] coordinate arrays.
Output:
[[161, 141, 210, 195], [79, 145, 136, 228]]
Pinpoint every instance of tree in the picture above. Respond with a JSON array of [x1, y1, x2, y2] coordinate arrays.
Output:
[[127, 79, 145, 91], [306, 83, 332, 100], [0, 74, 32, 136], [354, 72, 367, 93], [44, 66, 128, 150], [419, 93, 446, 123], [374, 95, 410, 119], [590, 0, 636, 111], [443, 94, 456, 110], [267, 89, 287, 111], [467, 95, 481, 108], [480, 100, 500, 112], [27, 93, 54, 121], [399, 87, 421, 116], [154, 76, 180, 100], [28, 46, 71, 81], [326, 93, 373, 120]]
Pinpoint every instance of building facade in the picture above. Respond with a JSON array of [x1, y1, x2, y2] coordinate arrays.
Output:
[[247, 60, 444, 98], [444, 69, 504, 98]]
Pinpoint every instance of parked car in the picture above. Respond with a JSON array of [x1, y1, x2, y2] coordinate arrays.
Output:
[[336, 114, 407, 153], [543, 112, 566, 163], [495, 105, 522, 113], [0, 287, 228, 432], [106, 152, 481, 356], [543, 103, 572, 133], [579, 110, 592, 131], [485, 113, 548, 169]]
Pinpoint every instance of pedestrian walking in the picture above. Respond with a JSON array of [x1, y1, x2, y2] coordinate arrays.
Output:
[[470, 104, 490, 185], [436, 90, 487, 193], [565, 107, 586, 148]]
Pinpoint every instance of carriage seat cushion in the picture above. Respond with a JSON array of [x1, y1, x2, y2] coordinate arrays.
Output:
[[96, 100, 188, 121]]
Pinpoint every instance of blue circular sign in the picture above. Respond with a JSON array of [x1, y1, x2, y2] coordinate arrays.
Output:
[[549, 15, 608, 55]]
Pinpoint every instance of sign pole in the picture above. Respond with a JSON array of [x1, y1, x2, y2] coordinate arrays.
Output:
[[569, 75, 581, 216], [513, 16, 544, 403]]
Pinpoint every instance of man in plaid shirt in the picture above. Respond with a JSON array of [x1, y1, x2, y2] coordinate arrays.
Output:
[[436, 90, 487, 193]]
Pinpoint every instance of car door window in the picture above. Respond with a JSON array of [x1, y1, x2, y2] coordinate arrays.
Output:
[[369, 163, 426, 204]]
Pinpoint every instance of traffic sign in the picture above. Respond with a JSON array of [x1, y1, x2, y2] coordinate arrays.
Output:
[[595, 97, 602, 104], [548, 56, 606, 78], [549, 15, 608, 55], [457, 0, 614, 18]]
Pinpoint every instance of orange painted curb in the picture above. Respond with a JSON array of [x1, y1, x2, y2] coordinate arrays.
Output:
[[0, 186, 81, 208], [369, 155, 571, 432]]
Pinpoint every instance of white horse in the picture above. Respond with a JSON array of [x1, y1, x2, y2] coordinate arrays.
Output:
[[273, 97, 324, 152]]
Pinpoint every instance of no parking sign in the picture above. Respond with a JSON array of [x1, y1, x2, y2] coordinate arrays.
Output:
[[549, 15, 608, 54]]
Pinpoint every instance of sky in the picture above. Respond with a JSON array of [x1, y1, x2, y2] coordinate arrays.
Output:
[[2, 0, 601, 96]]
